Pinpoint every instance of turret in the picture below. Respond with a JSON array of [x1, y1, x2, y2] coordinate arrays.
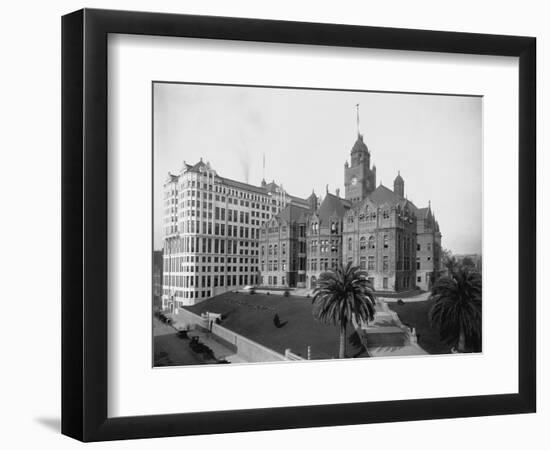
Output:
[[394, 171, 404, 198], [307, 189, 318, 211]]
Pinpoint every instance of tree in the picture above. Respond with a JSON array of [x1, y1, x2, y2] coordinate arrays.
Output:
[[460, 256, 476, 270], [441, 248, 458, 274], [428, 267, 482, 352], [312, 262, 376, 358]]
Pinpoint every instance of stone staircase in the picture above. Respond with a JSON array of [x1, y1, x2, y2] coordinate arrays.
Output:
[[359, 301, 409, 349], [364, 326, 408, 348]]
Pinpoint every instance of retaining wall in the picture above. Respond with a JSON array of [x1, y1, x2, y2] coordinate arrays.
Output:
[[170, 308, 287, 362]]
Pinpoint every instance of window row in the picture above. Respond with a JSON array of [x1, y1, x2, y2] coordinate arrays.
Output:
[[260, 243, 287, 256], [163, 273, 256, 292]]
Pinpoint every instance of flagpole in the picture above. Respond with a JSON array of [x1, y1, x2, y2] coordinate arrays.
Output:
[[356, 103, 360, 136]]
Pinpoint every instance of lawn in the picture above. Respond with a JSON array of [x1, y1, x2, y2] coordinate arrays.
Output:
[[387, 299, 452, 355], [185, 292, 363, 360]]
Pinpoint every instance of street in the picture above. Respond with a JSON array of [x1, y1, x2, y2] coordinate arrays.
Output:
[[153, 317, 212, 366]]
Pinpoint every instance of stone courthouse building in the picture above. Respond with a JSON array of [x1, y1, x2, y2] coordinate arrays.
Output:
[[163, 123, 442, 308], [259, 130, 442, 293]]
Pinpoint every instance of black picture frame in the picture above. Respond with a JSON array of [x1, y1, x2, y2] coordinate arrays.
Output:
[[61, 8, 536, 442]]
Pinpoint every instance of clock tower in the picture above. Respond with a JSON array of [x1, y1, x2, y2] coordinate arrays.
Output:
[[344, 131, 376, 203]]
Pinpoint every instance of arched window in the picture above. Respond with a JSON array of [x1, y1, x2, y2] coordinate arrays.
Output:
[[274, 244, 278, 255], [331, 222, 338, 234], [383, 235, 389, 249], [368, 236, 375, 249], [348, 237, 353, 251], [282, 243, 286, 255], [269, 244, 273, 255], [359, 236, 367, 251]]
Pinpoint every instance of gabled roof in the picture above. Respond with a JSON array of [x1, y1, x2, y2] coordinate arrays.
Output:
[[263, 180, 280, 192], [276, 204, 312, 225], [164, 173, 179, 185], [368, 184, 403, 207], [287, 194, 310, 207], [189, 159, 208, 172], [317, 193, 350, 222], [417, 207, 431, 220]]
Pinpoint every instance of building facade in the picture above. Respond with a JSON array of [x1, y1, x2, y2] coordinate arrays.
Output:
[[162, 127, 443, 305], [161, 158, 309, 309], [152, 250, 164, 307], [258, 131, 442, 293], [415, 204, 442, 290], [305, 192, 350, 288]]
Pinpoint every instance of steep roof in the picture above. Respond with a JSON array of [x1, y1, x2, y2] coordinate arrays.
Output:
[[317, 193, 350, 222], [263, 180, 279, 192], [394, 171, 404, 184], [276, 204, 312, 224], [368, 184, 403, 206], [351, 134, 369, 154], [189, 159, 208, 172], [287, 194, 310, 207], [416, 207, 431, 220]]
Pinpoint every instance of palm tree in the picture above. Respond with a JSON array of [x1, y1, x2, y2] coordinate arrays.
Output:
[[312, 262, 376, 358], [428, 267, 482, 352]]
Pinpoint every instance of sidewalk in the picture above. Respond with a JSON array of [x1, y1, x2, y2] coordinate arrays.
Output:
[[369, 343, 428, 357], [379, 291, 431, 303]]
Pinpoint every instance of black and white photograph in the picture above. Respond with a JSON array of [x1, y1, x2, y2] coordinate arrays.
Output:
[[153, 82, 483, 366], [0, 0, 543, 447]]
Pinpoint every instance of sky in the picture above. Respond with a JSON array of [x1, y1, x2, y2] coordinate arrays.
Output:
[[153, 82, 482, 254]]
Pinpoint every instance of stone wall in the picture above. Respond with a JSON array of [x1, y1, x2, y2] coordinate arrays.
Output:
[[211, 322, 286, 362], [171, 307, 287, 363]]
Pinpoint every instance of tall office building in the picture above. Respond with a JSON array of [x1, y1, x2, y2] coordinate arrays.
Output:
[[161, 158, 309, 309]]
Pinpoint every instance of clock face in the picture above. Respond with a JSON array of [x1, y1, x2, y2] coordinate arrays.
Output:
[[351, 177, 358, 186]]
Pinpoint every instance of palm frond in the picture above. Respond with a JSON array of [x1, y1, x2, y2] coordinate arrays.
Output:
[[428, 267, 482, 350], [312, 262, 377, 328]]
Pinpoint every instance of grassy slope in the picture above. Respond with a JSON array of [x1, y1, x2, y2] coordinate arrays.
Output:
[[387, 299, 452, 355], [186, 292, 360, 360]]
